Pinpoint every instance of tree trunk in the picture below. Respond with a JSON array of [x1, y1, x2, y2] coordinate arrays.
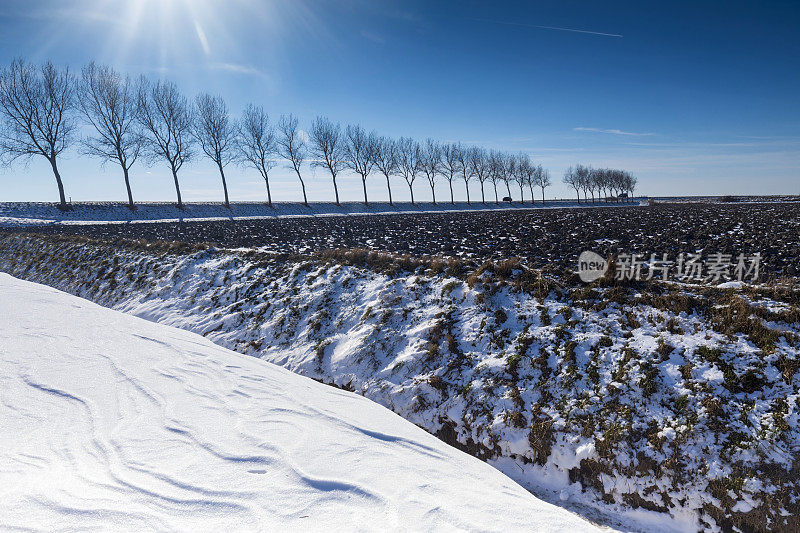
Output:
[[262, 166, 273, 207], [295, 169, 308, 206], [332, 174, 340, 206], [480, 182, 485, 204], [362, 175, 368, 205], [49, 157, 68, 210], [494, 183, 499, 204], [464, 178, 471, 204], [505, 181, 512, 199], [218, 162, 230, 208], [121, 163, 134, 210], [449, 180, 454, 204], [408, 182, 415, 205], [430, 182, 436, 205], [529, 184, 535, 204], [385, 174, 393, 206], [541, 187, 545, 204], [519, 184, 524, 204], [575, 189, 580, 203], [171, 166, 183, 209]]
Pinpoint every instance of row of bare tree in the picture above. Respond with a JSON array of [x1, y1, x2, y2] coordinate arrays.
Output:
[[0, 59, 636, 210], [562, 164, 637, 203], [302, 126, 555, 207]]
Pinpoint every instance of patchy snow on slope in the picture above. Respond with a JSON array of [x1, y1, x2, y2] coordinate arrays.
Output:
[[0, 273, 602, 532]]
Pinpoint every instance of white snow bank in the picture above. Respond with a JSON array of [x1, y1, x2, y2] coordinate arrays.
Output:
[[0, 200, 645, 227], [0, 273, 601, 532]]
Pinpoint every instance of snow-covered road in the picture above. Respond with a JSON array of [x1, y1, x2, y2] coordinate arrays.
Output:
[[0, 200, 644, 227], [0, 273, 600, 532]]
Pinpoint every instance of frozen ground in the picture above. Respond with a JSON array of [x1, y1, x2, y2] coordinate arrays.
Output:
[[0, 273, 603, 532], [0, 200, 644, 227], [7, 201, 799, 277]]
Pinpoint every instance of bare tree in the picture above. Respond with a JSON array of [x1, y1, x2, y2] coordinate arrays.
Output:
[[396, 136, 421, 204], [537, 166, 551, 203], [193, 93, 235, 207], [77, 62, 142, 210], [563, 166, 581, 203], [501, 152, 515, 200], [276, 113, 308, 206], [587, 166, 600, 203], [455, 143, 472, 204], [372, 136, 398, 205], [625, 172, 637, 201], [137, 78, 194, 209], [440, 143, 462, 204], [575, 164, 591, 203], [420, 138, 442, 205], [523, 159, 537, 204], [605, 168, 621, 201], [237, 104, 278, 206], [344, 124, 378, 205], [488, 150, 504, 203], [309, 116, 346, 205], [594, 168, 609, 201], [0, 59, 76, 209], [514, 153, 529, 203], [468, 146, 490, 204]]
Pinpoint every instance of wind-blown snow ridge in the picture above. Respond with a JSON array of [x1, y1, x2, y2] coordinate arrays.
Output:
[[0, 274, 601, 532]]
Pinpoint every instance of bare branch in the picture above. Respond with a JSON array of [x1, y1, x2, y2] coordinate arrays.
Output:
[[237, 104, 277, 205], [309, 115, 346, 205], [137, 77, 194, 208], [0, 59, 76, 207], [344, 124, 378, 204], [193, 93, 236, 206], [396, 137, 422, 204], [372, 136, 398, 205], [77, 61, 142, 208], [276, 113, 308, 205]]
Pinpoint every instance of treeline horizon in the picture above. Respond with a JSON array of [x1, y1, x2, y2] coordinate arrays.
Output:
[[0, 58, 638, 210]]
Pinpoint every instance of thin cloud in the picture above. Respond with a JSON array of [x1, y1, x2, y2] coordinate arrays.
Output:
[[208, 62, 265, 77], [473, 18, 622, 38], [194, 20, 211, 56], [574, 127, 653, 136], [360, 30, 386, 44], [623, 139, 800, 148]]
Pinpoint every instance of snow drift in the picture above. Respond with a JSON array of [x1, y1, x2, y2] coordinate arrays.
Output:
[[0, 273, 600, 532]]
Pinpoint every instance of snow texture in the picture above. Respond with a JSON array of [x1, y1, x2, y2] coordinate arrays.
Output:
[[0, 273, 602, 532]]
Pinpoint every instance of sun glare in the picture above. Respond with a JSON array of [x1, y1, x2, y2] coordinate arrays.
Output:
[[61, 0, 234, 69]]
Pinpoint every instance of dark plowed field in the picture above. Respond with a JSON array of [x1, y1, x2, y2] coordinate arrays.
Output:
[[7, 203, 800, 278]]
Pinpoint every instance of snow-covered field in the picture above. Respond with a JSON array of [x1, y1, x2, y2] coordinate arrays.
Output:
[[0, 200, 644, 227], [0, 273, 603, 532], [3, 234, 798, 531]]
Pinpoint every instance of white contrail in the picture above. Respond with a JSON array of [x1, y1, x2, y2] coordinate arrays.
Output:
[[473, 18, 623, 38]]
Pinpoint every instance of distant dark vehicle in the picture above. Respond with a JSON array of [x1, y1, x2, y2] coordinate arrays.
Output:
[[502, 196, 512, 202], [618, 193, 628, 198]]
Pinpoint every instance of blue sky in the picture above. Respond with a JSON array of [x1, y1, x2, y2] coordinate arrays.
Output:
[[1, 0, 798, 203]]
